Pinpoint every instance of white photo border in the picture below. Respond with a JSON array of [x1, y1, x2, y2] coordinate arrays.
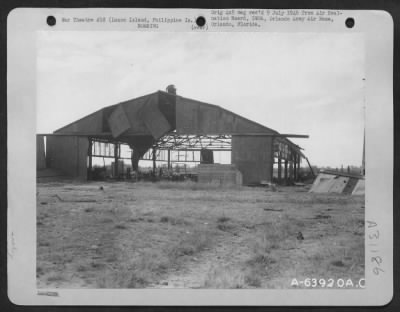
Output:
[[7, 8, 393, 306]]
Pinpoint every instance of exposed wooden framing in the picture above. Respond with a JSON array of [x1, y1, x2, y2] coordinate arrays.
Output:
[[158, 148, 230, 152], [60, 132, 308, 183], [155, 134, 232, 151]]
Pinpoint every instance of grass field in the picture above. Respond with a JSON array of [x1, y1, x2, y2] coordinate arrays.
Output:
[[37, 180, 364, 289]]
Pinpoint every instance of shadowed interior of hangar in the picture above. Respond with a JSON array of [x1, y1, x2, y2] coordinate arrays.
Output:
[[37, 85, 312, 185]]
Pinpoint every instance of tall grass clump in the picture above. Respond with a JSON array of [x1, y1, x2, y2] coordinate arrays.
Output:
[[203, 265, 245, 289], [168, 228, 212, 260], [96, 250, 170, 288]]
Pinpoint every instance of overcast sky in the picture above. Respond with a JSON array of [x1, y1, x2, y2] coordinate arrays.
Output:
[[37, 31, 365, 167]]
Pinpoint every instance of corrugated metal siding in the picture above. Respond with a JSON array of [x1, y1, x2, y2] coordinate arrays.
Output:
[[231, 135, 273, 185], [108, 104, 131, 138], [55, 111, 103, 134], [176, 97, 275, 135], [46, 136, 88, 179], [138, 93, 172, 139], [121, 97, 151, 134], [158, 91, 176, 126]]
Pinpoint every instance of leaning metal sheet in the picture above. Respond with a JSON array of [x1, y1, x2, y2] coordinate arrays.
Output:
[[7, 8, 393, 306]]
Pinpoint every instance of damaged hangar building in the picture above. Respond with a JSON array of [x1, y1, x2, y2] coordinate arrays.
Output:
[[37, 87, 310, 185]]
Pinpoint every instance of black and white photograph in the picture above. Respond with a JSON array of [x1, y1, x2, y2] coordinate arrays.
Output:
[[35, 30, 366, 289], [6, 8, 393, 306]]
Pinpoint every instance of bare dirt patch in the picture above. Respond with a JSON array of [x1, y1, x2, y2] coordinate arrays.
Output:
[[37, 181, 364, 288]]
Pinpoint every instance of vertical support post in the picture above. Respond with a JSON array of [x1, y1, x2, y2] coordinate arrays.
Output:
[[284, 159, 288, 184], [152, 147, 156, 174], [277, 157, 282, 184], [297, 154, 300, 179], [289, 161, 294, 182], [167, 149, 171, 170], [87, 138, 93, 180], [270, 138, 275, 183], [114, 143, 119, 178], [294, 154, 297, 182]]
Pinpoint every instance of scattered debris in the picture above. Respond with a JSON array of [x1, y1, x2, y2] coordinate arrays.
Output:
[[217, 216, 230, 223], [310, 170, 364, 195], [263, 208, 283, 212], [296, 232, 304, 240], [115, 223, 128, 229], [331, 260, 345, 267], [313, 214, 331, 219], [55, 194, 97, 203], [160, 216, 170, 223]]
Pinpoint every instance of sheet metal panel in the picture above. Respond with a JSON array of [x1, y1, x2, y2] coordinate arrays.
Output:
[[108, 104, 131, 138], [231, 135, 273, 185], [55, 111, 103, 134], [329, 176, 350, 193], [139, 93, 172, 139], [46, 135, 89, 179], [158, 91, 176, 126], [352, 179, 365, 195], [309, 173, 349, 194], [121, 97, 150, 134], [176, 97, 275, 134]]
